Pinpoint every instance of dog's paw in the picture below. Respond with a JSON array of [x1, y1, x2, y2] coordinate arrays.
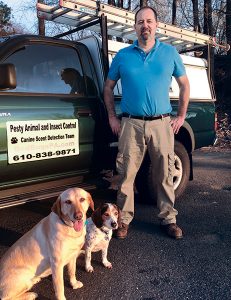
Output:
[[103, 261, 112, 269], [85, 265, 94, 272], [71, 280, 83, 289]]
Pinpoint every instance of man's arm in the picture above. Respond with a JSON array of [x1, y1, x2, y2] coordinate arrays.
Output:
[[103, 78, 121, 135], [170, 75, 190, 134]]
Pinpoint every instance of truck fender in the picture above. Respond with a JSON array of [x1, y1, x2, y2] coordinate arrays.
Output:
[[180, 121, 195, 152]]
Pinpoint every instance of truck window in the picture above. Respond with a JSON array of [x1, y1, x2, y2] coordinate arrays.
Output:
[[3, 44, 85, 95]]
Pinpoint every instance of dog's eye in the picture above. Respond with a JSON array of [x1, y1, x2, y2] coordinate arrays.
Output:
[[114, 211, 118, 216], [65, 200, 72, 205], [104, 213, 109, 217], [80, 197, 85, 203]]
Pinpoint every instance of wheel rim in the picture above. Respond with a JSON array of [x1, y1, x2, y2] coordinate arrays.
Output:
[[173, 154, 183, 190]]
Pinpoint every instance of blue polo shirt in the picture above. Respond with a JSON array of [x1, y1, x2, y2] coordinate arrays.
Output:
[[108, 39, 186, 116]]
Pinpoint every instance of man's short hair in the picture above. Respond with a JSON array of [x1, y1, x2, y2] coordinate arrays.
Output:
[[135, 6, 158, 23]]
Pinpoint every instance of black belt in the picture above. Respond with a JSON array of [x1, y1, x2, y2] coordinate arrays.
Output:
[[122, 113, 170, 121]]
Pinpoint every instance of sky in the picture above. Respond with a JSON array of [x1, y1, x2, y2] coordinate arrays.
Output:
[[5, 0, 38, 33]]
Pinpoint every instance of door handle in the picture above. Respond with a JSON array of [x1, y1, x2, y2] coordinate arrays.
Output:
[[76, 110, 92, 117]]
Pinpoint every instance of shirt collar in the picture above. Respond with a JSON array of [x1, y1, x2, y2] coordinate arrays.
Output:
[[132, 38, 160, 53]]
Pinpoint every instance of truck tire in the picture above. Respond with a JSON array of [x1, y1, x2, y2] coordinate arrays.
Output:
[[135, 141, 190, 203], [173, 140, 190, 198]]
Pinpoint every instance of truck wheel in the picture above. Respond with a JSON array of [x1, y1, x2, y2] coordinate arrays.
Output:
[[135, 141, 190, 203], [173, 141, 190, 198]]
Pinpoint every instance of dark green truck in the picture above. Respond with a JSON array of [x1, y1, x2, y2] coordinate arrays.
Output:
[[0, 19, 217, 208]]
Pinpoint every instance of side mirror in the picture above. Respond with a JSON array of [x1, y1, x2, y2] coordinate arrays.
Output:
[[0, 63, 17, 90]]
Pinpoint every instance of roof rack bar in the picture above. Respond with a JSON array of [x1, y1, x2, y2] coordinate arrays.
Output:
[[54, 17, 100, 38], [51, 8, 72, 20]]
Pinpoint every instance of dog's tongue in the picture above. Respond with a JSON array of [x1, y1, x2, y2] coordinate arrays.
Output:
[[73, 220, 83, 232]]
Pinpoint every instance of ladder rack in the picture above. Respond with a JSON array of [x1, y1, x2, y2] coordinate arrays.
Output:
[[37, 0, 229, 53]]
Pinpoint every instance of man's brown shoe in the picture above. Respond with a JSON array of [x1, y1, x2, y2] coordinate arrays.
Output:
[[114, 223, 129, 239], [160, 223, 183, 239]]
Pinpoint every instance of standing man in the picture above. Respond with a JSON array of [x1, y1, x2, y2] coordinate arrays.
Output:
[[103, 6, 190, 239]]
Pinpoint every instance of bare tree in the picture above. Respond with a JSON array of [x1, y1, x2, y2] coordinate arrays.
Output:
[[108, 0, 116, 5], [212, 0, 226, 43], [117, 0, 124, 8], [226, 0, 231, 53], [127, 0, 132, 10], [140, 0, 148, 7], [204, 0, 213, 35], [191, 0, 201, 31], [172, 0, 178, 25]]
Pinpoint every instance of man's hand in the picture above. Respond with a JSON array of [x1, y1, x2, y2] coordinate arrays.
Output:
[[109, 116, 121, 135], [170, 116, 185, 134]]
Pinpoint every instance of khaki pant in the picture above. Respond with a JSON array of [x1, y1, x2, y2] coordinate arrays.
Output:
[[116, 116, 178, 225]]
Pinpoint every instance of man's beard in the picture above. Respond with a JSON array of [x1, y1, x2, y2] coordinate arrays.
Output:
[[141, 30, 151, 41]]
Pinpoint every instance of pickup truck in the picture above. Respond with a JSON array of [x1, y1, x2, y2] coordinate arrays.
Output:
[[0, 32, 216, 208]]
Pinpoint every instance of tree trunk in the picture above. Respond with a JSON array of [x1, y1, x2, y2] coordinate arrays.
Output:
[[204, 0, 213, 35], [117, 0, 124, 8], [108, 0, 116, 6], [226, 0, 231, 54], [172, 0, 178, 25], [127, 0, 131, 10], [191, 0, 200, 32], [140, 0, 148, 7], [204, 0, 214, 81], [117, 0, 123, 41]]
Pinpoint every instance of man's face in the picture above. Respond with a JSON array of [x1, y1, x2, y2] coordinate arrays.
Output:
[[134, 8, 158, 43]]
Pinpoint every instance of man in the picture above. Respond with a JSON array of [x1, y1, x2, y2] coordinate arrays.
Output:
[[103, 6, 190, 239]]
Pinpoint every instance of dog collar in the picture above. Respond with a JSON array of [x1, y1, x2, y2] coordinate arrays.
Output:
[[100, 227, 110, 241], [58, 214, 85, 230]]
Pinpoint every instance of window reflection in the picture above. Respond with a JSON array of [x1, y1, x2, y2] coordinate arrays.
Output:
[[3, 44, 85, 95], [61, 68, 85, 95]]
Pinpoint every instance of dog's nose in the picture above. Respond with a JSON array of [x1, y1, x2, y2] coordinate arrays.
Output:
[[74, 212, 83, 220], [111, 221, 117, 228]]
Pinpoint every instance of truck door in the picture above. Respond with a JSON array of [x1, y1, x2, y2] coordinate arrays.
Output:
[[0, 39, 99, 187]]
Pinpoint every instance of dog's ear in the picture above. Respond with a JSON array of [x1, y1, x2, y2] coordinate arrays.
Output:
[[51, 196, 62, 217], [87, 192, 94, 211], [91, 206, 103, 228]]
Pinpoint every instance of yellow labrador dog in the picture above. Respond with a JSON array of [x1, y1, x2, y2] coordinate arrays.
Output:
[[0, 187, 94, 300]]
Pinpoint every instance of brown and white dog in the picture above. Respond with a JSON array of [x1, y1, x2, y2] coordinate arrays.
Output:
[[85, 203, 121, 273], [0, 188, 94, 300]]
